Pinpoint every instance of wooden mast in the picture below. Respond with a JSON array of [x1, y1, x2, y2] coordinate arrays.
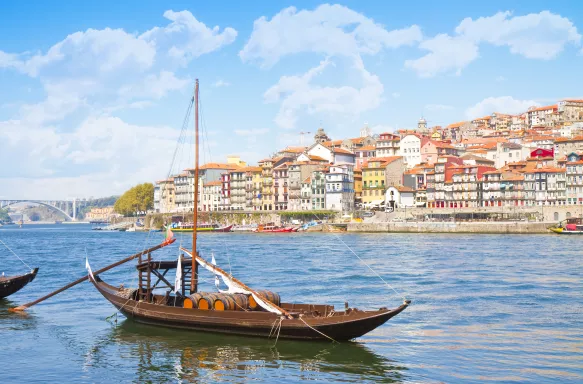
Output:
[[191, 79, 199, 294]]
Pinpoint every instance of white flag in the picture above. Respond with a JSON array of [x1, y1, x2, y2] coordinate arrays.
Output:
[[85, 257, 95, 281], [211, 253, 221, 291], [174, 255, 182, 294]]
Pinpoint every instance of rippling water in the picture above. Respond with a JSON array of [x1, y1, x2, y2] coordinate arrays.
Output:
[[0, 224, 581, 383]]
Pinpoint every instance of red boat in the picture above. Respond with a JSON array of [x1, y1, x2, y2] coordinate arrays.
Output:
[[256, 224, 294, 233]]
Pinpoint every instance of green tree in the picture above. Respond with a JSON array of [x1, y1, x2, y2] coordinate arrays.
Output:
[[0, 208, 11, 223], [114, 183, 155, 216]]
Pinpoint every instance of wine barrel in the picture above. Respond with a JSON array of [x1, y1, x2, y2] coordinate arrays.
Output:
[[213, 294, 249, 311], [182, 293, 205, 309], [198, 293, 222, 310], [248, 290, 281, 310]]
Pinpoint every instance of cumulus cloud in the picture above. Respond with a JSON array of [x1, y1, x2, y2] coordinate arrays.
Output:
[[264, 56, 383, 129], [0, 10, 236, 198], [240, 4, 421, 67], [465, 96, 539, 119], [407, 11, 581, 77]]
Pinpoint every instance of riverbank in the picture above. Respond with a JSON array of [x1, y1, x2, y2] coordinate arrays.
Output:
[[348, 220, 554, 234]]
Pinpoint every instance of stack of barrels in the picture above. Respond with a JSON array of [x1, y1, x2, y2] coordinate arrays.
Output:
[[182, 290, 280, 311]]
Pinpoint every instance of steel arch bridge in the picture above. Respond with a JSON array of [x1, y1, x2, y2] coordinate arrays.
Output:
[[0, 200, 80, 221]]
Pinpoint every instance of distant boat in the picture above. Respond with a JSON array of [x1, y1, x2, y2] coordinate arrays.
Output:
[[0, 268, 39, 299], [256, 223, 294, 233], [231, 224, 258, 232], [549, 217, 583, 234]]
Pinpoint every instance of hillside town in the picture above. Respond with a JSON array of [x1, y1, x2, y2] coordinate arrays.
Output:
[[153, 99, 583, 214]]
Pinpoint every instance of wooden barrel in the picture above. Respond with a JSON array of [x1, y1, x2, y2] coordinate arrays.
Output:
[[213, 294, 249, 311], [248, 290, 281, 310], [197, 293, 222, 310], [182, 293, 204, 309]]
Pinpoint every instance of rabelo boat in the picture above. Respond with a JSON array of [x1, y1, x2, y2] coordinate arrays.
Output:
[[85, 80, 410, 341]]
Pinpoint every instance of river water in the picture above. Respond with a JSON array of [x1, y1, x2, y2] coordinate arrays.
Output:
[[0, 224, 581, 383]]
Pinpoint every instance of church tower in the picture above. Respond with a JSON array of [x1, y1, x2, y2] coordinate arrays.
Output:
[[314, 125, 330, 144], [417, 117, 428, 133], [360, 122, 372, 138]]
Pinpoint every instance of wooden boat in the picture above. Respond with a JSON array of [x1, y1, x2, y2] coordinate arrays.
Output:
[[0, 268, 38, 299], [171, 223, 233, 233], [256, 223, 294, 233], [84, 80, 410, 341], [549, 217, 583, 234]]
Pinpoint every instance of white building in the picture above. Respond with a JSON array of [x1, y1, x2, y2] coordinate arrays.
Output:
[[385, 186, 416, 209], [300, 176, 312, 210], [325, 164, 354, 212], [400, 134, 427, 167], [201, 181, 221, 211]]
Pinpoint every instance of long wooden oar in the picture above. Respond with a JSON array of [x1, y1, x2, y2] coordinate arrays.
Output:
[[9, 238, 176, 312]]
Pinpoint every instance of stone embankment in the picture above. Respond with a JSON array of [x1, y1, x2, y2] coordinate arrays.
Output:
[[348, 221, 553, 234]]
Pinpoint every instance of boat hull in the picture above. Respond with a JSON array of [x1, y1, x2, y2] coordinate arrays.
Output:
[[0, 268, 39, 299], [549, 227, 583, 234], [91, 277, 408, 341]]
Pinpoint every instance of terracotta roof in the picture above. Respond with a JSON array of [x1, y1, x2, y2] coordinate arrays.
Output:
[[195, 163, 241, 170], [308, 155, 327, 161], [281, 146, 307, 153], [363, 156, 402, 168], [333, 148, 355, 155], [302, 176, 311, 183], [205, 181, 222, 186], [357, 145, 376, 151], [555, 135, 583, 142], [446, 121, 468, 129], [529, 104, 558, 112], [562, 99, 583, 103]]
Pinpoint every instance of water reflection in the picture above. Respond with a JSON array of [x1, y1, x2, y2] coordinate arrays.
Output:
[[86, 320, 407, 383], [0, 298, 38, 331]]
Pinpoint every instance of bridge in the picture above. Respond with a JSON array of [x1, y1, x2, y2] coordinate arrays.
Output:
[[0, 199, 93, 221]]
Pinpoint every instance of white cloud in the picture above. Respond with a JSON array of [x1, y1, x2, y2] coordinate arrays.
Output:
[[240, 4, 421, 67], [0, 10, 237, 198], [456, 11, 581, 59], [213, 79, 231, 87], [234, 128, 269, 136], [407, 11, 581, 77], [405, 34, 479, 77], [465, 96, 539, 119], [425, 104, 454, 111], [496, 76, 506, 82], [119, 70, 190, 100], [141, 10, 237, 65], [264, 56, 383, 129]]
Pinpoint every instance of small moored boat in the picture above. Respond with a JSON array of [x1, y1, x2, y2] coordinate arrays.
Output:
[[549, 217, 583, 234], [0, 268, 39, 299], [256, 223, 294, 233]]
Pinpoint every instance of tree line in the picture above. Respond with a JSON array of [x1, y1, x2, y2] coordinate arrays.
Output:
[[114, 183, 154, 216]]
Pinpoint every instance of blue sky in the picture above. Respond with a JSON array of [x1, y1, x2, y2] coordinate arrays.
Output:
[[1, 1, 582, 199]]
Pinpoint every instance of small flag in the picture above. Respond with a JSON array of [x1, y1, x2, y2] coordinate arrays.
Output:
[[174, 255, 182, 294], [165, 226, 174, 242], [86, 257, 95, 281], [211, 253, 221, 291]]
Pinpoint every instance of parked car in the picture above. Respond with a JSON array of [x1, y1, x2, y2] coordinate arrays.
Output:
[[363, 211, 375, 218]]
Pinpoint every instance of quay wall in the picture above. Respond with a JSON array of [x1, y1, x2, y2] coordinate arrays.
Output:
[[348, 221, 554, 234]]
